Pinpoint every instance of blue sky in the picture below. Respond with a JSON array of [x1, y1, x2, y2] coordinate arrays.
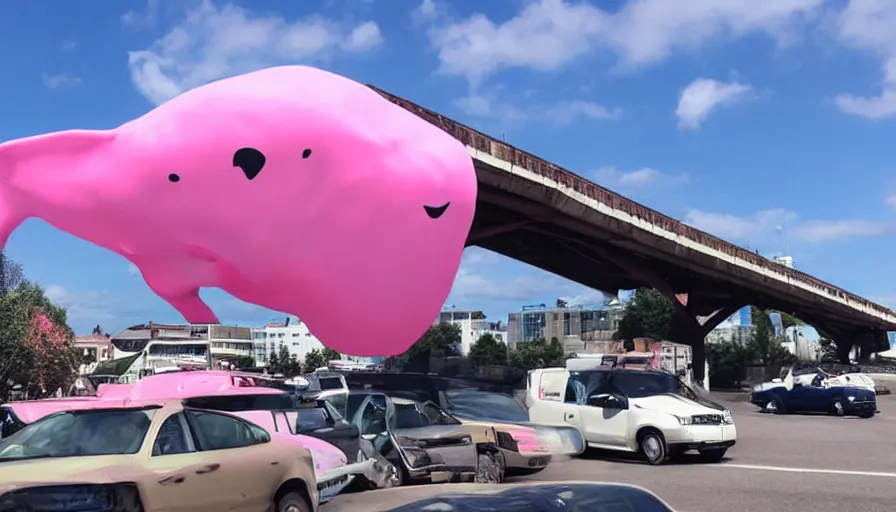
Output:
[[2, 0, 896, 336]]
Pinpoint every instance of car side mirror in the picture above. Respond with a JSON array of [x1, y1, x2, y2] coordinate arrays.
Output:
[[587, 393, 627, 409]]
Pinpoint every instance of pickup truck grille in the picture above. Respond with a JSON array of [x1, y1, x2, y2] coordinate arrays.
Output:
[[692, 414, 723, 425]]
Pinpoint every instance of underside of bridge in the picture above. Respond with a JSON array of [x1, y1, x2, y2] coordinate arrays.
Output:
[[367, 83, 895, 383], [467, 168, 890, 380]]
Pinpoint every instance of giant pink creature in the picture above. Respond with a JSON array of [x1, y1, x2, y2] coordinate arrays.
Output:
[[0, 66, 477, 356]]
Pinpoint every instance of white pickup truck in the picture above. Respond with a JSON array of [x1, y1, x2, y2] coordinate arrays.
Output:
[[526, 365, 736, 465]]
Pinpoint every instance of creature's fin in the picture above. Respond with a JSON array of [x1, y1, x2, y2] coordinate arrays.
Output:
[[0, 130, 115, 249]]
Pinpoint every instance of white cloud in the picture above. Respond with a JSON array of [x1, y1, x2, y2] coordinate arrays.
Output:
[[428, 0, 822, 85], [42, 73, 82, 89], [413, 0, 440, 24], [594, 166, 688, 190], [684, 208, 895, 245], [833, 0, 896, 119], [45, 285, 124, 324], [676, 78, 754, 130], [122, 0, 159, 29], [127, 0, 383, 105]]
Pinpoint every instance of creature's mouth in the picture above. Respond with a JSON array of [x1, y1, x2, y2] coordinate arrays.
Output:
[[424, 202, 450, 219]]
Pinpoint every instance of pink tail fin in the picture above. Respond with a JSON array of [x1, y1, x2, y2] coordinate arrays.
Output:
[[0, 129, 115, 249]]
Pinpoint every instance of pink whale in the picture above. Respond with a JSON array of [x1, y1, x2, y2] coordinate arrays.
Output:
[[0, 65, 477, 356]]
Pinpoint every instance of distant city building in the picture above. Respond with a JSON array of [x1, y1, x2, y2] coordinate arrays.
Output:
[[101, 323, 214, 383], [74, 334, 115, 376], [252, 315, 329, 367], [773, 255, 794, 268], [437, 307, 507, 356], [506, 302, 624, 352], [705, 325, 754, 345]]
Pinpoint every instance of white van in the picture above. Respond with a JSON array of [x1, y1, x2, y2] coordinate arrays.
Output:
[[526, 365, 736, 465]]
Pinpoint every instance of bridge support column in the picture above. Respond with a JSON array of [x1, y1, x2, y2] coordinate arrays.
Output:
[[813, 322, 889, 363], [583, 243, 741, 384]]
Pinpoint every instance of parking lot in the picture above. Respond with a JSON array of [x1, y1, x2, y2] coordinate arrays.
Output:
[[326, 392, 896, 511]]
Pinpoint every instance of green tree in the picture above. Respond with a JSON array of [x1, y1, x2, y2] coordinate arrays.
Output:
[[508, 337, 565, 371], [287, 354, 301, 376], [268, 349, 280, 373], [303, 348, 327, 371], [91, 324, 104, 336], [707, 340, 752, 389], [746, 307, 794, 378], [321, 347, 341, 362], [391, 323, 461, 372], [233, 355, 255, 369], [0, 280, 78, 400], [469, 333, 508, 367], [613, 288, 674, 342], [556, 298, 568, 308]]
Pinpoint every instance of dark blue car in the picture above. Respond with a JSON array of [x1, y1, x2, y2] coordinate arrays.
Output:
[[751, 380, 876, 418]]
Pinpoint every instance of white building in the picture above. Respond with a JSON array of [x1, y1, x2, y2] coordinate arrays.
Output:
[[253, 316, 328, 367], [437, 308, 508, 356]]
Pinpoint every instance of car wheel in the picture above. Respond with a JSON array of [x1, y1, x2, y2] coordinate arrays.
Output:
[[276, 492, 311, 512], [638, 431, 667, 466], [858, 411, 875, 419], [830, 399, 846, 417], [497, 452, 506, 482], [474, 452, 501, 483], [764, 398, 783, 414], [698, 448, 727, 463]]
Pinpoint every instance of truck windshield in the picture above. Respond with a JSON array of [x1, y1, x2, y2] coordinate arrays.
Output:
[[612, 372, 679, 398]]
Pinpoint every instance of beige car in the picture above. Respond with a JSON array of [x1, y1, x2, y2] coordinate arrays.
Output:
[[0, 400, 318, 512]]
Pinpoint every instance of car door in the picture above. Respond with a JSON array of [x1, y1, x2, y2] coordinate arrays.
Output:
[[783, 384, 821, 412], [183, 409, 284, 512], [577, 372, 630, 447], [142, 411, 235, 512], [352, 394, 392, 456]]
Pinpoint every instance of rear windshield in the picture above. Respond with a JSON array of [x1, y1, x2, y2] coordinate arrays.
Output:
[[184, 394, 294, 412]]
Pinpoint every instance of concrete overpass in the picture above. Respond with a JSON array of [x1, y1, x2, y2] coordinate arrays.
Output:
[[369, 86, 896, 379]]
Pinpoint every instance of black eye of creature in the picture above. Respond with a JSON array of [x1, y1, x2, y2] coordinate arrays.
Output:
[[168, 173, 180, 183], [424, 203, 450, 219], [302, 149, 312, 159], [233, 147, 266, 180]]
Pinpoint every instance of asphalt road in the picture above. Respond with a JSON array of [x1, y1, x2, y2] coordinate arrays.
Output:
[[324, 392, 896, 511]]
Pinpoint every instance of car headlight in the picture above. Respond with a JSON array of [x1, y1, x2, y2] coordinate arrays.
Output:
[[676, 415, 694, 426], [0, 483, 143, 512], [722, 411, 734, 424], [847, 396, 856, 402], [403, 448, 433, 469]]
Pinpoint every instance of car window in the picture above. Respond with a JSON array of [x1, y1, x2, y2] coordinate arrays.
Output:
[[346, 394, 368, 421], [152, 413, 193, 456], [359, 397, 388, 435], [0, 407, 25, 439], [183, 394, 294, 412], [185, 410, 270, 451], [0, 409, 154, 460], [325, 393, 348, 418], [296, 408, 330, 431], [421, 403, 461, 426], [443, 391, 529, 422], [318, 377, 344, 391]]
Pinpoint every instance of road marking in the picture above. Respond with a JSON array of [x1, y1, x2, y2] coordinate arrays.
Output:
[[722, 463, 896, 478]]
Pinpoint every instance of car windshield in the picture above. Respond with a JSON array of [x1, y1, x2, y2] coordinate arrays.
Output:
[[0, 408, 155, 460], [316, 377, 344, 391], [394, 403, 431, 429], [443, 390, 528, 422], [612, 372, 679, 398]]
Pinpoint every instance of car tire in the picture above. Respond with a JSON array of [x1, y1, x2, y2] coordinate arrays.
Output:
[[830, 399, 846, 417], [474, 452, 502, 483], [698, 448, 727, 463], [276, 492, 311, 512], [858, 410, 875, 419], [638, 430, 667, 466], [764, 398, 784, 414]]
